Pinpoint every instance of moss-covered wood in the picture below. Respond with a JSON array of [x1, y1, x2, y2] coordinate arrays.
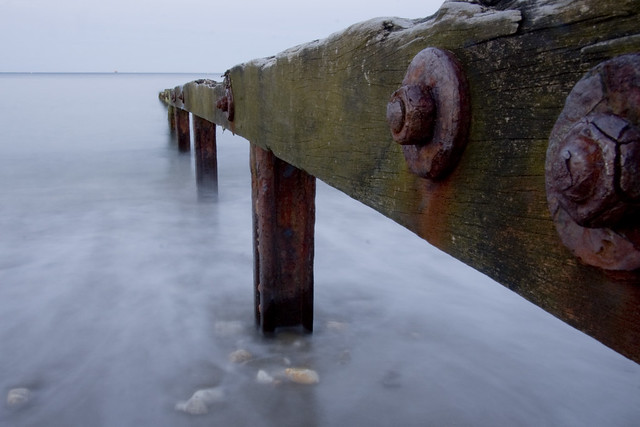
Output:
[[161, 0, 640, 363]]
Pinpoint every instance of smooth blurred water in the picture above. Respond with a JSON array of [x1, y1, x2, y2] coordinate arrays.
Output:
[[0, 73, 639, 427]]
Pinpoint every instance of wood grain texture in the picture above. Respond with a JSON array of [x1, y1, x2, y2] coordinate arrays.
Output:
[[161, 0, 640, 362]]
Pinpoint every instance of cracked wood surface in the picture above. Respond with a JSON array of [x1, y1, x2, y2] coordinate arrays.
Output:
[[160, 0, 640, 363]]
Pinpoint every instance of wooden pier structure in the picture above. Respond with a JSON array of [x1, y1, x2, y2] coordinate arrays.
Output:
[[159, 0, 640, 363]]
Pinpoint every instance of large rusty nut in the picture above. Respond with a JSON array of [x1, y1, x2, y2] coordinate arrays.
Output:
[[549, 113, 640, 228], [387, 47, 470, 180], [387, 84, 436, 145], [545, 53, 640, 271]]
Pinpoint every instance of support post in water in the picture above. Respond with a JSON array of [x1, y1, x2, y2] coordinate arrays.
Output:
[[193, 115, 218, 199], [250, 144, 316, 333], [175, 108, 190, 152], [167, 104, 176, 133]]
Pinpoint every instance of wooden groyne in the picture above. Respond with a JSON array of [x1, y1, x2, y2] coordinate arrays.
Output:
[[159, 0, 640, 363]]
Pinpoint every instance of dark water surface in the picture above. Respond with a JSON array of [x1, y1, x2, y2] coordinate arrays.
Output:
[[1, 73, 639, 426]]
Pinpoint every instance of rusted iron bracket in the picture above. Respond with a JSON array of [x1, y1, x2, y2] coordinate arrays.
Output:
[[386, 47, 471, 180], [216, 73, 235, 122], [546, 53, 640, 271]]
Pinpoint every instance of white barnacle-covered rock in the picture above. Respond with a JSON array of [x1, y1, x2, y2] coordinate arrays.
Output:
[[7, 388, 31, 407], [284, 368, 320, 385]]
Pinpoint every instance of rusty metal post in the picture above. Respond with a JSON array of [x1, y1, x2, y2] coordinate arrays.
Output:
[[250, 144, 316, 333], [175, 108, 190, 152], [193, 115, 218, 200]]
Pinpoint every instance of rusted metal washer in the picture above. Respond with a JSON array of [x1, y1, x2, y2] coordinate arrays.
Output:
[[545, 53, 640, 271], [387, 47, 471, 180]]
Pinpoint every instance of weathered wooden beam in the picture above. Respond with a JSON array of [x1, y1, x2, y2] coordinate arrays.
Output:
[[251, 144, 315, 333], [162, 0, 640, 362], [192, 115, 218, 200]]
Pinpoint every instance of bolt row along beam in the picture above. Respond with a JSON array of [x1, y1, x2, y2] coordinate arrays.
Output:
[[159, 0, 640, 363]]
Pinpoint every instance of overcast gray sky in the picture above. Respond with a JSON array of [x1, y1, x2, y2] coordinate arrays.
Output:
[[0, 0, 444, 72]]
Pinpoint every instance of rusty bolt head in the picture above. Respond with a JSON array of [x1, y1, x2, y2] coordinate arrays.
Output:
[[546, 53, 640, 271], [387, 84, 436, 145], [387, 48, 470, 180], [549, 113, 640, 228]]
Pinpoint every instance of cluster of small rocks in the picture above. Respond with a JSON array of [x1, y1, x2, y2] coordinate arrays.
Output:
[[9, 319, 357, 418], [227, 347, 320, 386], [175, 319, 348, 416]]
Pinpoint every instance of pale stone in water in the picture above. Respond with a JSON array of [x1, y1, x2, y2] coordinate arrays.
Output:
[[7, 388, 30, 407], [191, 387, 225, 405], [228, 349, 253, 363], [175, 387, 224, 415], [175, 397, 208, 415], [284, 368, 320, 385], [256, 369, 274, 384]]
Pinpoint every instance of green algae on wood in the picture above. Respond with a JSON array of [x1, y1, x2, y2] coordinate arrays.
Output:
[[160, 0, 640, 363]]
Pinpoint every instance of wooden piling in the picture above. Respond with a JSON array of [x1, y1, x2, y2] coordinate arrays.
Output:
[[193, 115, 218, 199], [250, 144, 316, 333], [175, 108, 190, 152], [168, 104, 176, 132]]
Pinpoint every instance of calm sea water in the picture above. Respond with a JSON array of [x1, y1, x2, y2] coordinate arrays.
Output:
[[1, 73, 639, 426]]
